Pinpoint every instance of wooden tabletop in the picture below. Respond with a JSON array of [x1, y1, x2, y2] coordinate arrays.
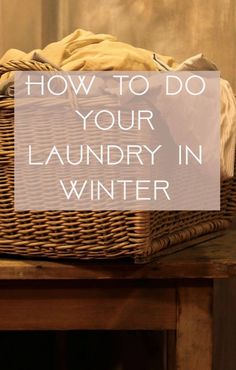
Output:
[[0, 230, 235, 280]]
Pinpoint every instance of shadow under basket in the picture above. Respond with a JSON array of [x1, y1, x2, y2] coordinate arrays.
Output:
[[0, 60, 235, 263]]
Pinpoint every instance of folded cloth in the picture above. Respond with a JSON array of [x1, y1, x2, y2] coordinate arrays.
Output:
[[0, 29, 235, 179]]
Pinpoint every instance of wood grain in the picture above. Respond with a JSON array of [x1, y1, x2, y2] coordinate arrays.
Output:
[[214, 279, 236, 370], [166, 331, 176, 370], [176, 282, 213, 370], [0, 281, 176, 330]]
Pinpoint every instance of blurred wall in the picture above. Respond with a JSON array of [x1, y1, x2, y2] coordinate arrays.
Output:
[[0, 1, 236, 368], [0, 0, 235, 90]]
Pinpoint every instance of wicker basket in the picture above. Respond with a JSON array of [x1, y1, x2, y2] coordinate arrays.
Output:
[[0, 60, 235, 263]]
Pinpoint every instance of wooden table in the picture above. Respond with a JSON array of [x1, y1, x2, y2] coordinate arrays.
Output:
[[0, 230, 235, 370]]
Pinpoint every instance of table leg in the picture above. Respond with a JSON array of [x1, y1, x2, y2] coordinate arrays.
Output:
[[176, 281, 213, 370], [165, 331, 176, 370], [54, 332, 68, 370]]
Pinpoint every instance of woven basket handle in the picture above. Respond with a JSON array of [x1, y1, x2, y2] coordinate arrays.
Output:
[[0, 60, 56, 77]]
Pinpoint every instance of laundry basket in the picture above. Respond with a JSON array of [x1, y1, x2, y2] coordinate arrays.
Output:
[[0, 60, 235, 263]]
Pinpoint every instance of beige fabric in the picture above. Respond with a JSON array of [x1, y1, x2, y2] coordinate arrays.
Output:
[[176, 54, 236, 179], [0, 29, 235, 178], [0, 29, 175, 75], [0, 29, 174, 95], [220, 79, 236, 178]]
